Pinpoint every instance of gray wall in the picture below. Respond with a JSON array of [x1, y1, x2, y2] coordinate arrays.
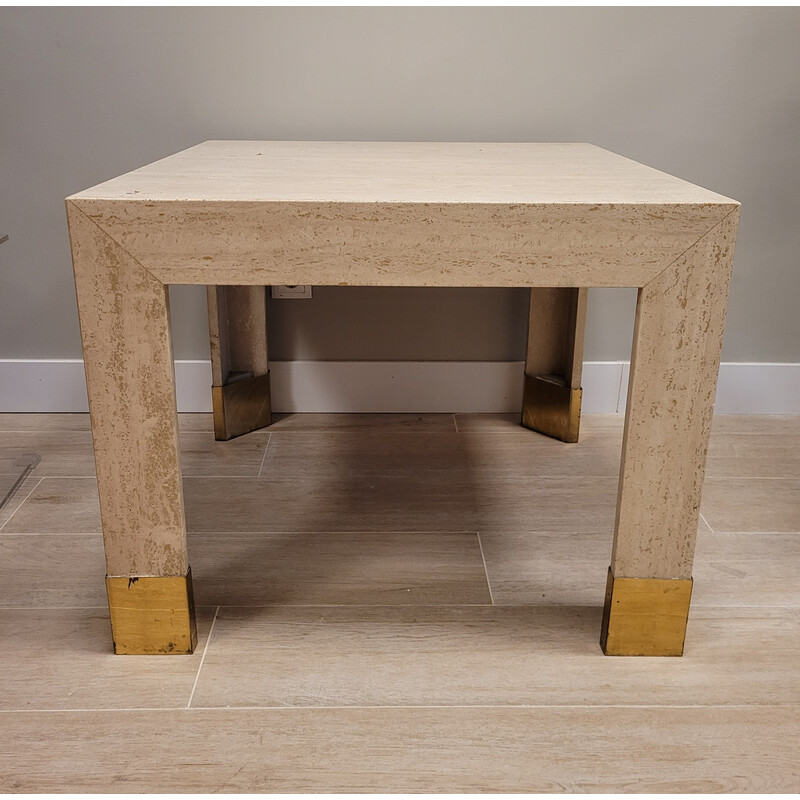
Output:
[[1, 7, 798, 363]]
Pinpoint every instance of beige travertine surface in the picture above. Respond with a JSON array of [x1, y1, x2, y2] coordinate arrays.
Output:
[[67, 141, 737, 205], [66, 142, 740, 649], [612, 211, 739, 578], [71, 199, 730, 288], [207, 285, 268, 386], [67, 142, 737, 288], [526, 287, 587, 387], [67, 205, 187, 577]]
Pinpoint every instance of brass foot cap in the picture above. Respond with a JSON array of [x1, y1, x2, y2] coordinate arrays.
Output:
[[212, 371, 272, 441], [600, 568, 692, 656], [106, 568, 197, 655], [522, 374, 582, 443]]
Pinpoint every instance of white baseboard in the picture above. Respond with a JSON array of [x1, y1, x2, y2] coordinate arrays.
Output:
[[0, 359, 798, 415], [712, 363, 800, 414]]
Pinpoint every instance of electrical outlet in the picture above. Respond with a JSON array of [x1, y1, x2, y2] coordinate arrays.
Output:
[[271, 285, 313, 299]]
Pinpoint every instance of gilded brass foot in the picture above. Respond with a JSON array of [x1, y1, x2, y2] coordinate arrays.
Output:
[[106, 568, 197, 655], [600, 568, 693, 656], [212, 371, 272, 441], [521, 373, 582, 443]]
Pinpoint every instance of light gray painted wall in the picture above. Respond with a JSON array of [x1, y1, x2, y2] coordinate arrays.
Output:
[[1, 7, 798, 363]]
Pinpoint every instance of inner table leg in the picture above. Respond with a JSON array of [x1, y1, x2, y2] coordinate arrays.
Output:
[[602, 211, 739, 656], [207, 285, 271, 441], [522, 287, 587, 442], [67, 203, 196, 654]]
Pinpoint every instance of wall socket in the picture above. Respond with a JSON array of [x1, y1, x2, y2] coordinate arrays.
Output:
[[271, 285, 313, 299]]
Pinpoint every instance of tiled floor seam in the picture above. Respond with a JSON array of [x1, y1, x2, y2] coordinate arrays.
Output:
[[1, 602, 798, 610], [702, 531, 800, 535], [705, 476, 800, 480], [1, 703, 799, 713], [187, 605, 220, 709], [257, 433, 271, 477], [187, 601, 800, 609], [0, 476, 43, 531], [26, 474, 268, 479], [475, 532, 494, 605], [0, 604, 221, 610], [207, 603, 499, 609], [0, 531, 101, 536], [185, 530, 483, 535]]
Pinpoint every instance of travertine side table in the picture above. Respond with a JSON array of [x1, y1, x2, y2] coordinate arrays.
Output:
[[66, 142, 739, 657]]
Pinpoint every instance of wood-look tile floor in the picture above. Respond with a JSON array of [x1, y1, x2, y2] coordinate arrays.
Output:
[[0, 412, 798, 792]]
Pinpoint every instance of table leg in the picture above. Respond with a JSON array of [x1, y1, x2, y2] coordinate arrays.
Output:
[[602, 211, 739, 656], [67, 203, 196, 654], [207, 285, 272, 441], [522, 287, 587, 442]]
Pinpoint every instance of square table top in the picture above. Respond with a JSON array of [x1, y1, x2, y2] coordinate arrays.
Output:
[[68, 141, 737, 207]]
